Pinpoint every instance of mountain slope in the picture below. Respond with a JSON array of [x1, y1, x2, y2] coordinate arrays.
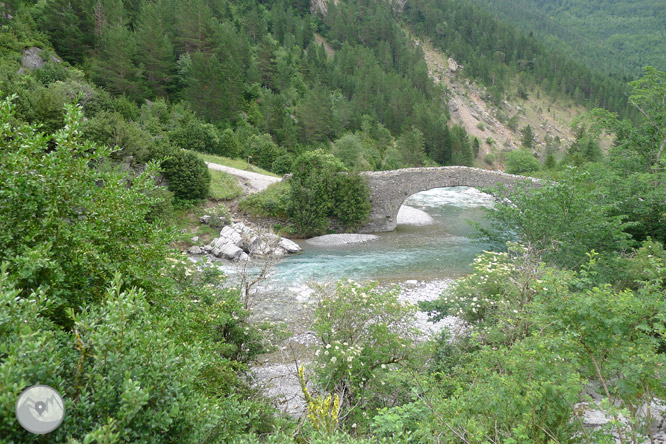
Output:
[[466, 0, 666, 78]]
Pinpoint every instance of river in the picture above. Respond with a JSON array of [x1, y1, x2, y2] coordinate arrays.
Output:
[[226, 186, 495, 416]]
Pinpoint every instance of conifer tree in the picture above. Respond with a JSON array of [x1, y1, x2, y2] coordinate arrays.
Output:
[[134, 2, 175, 97], [92, 24, 143, 99]]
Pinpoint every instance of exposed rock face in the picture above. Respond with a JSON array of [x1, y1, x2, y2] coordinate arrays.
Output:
[[448, 57, 458, 73], [205, 223, 301, 261], [21, 47, 62, 71], [22, 47, 45, 70], [359, 166, 539, 232], [310, 0, 336, 16], [576, 399, 666, 443]]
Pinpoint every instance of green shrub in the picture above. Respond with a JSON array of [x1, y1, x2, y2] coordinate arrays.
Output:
[[159, 148, 210, 201], [286, 150, 370, 236], [82, 110, 153, 161], [239, 181, 291, 219], [271, 152, 295, 175], [169, 119, 220, 154], [0, 95, 276, 442], [34, 61, 69, 85], [311, 281, 419, 428], [332, 174, 371, 230], [504, 149, 541, 174], [0, 99, 170, 323], [219, 128, 241, 157], [246, 133, 284, 172], [484, 152, 496, 164]]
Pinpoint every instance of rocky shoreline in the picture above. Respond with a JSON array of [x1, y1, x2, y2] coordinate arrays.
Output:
[[187, 222, 301, 261]]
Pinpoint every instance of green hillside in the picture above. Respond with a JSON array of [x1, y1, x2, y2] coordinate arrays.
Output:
[[467, 0, 666, 78]]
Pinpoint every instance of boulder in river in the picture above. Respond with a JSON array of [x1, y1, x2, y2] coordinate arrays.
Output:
[[202, 223, 301, 261]]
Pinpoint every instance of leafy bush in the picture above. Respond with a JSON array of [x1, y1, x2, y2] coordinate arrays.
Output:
[[271, 152, 295, 175], [0, 95, 275, 442], [0, 98, 170, 324], [288, 150, 370, 236], [311, 281, 419, 428], [239, 181, 291, 219], [480, 172, 632, 268], [34, 61, 70, 85], [169, 119, 220, 154], [504, 149, 541, 174], [246, 133, 284, 172], [82, 110, 153, 161], [484, 152, 496, 164], [332, 174, 371, 230], [158, 148, 211, 201]]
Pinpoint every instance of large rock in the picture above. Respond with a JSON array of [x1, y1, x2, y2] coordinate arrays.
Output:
[[248, 236, 270, 256], [447, 57, 458, 73], [22, 47, 44, 70], [187, 246, 203, 255], [217, 242, 244, 261], [220, 225, 242, 247], [200, 222, 302, 260], [278, 238, 301, 253]]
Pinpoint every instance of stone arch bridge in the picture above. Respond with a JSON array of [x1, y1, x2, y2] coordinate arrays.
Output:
[[358, 166, 537, 233]]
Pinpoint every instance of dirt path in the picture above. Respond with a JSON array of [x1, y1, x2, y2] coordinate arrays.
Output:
[[206, 162, 281, 194]]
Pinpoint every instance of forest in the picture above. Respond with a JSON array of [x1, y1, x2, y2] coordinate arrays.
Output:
[[1, 0, 666, 442], [466, 0, 666, 79]]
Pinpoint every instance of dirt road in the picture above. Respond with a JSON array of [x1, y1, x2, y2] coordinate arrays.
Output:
[[206, 162, 281, 194]]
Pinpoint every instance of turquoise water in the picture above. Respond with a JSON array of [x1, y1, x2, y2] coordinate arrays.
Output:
[[267, 187, 494, 286]]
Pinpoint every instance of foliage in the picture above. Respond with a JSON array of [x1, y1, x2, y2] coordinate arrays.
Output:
[[311, 281, 419, 427], [0, 95, 276, 442], [158, 147, 211, 201], [239, 181, 292, 219], [404, 0, 631, 116], [467, 0, 666, 78], [479, 170, 631, 268], [0, 98, 169, 324], [521, 124, 535, 149], [331, 174, 371, 231], [504, 149, 541, 174], [420, 243, 666, 443], [286, 150, 371, 236]]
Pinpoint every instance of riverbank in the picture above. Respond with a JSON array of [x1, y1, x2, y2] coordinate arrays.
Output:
[[249, 278, 459, 417]]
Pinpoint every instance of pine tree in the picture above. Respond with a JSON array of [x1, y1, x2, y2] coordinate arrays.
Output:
[[134, 2, 175, 98], [92, 24, 143, 99], [521, 125, 535, 149]]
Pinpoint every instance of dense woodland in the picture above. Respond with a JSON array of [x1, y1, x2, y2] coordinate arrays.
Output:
[[402, 0, 633, 116], [466, 0, 666, 79], [2, 0, 666, 442]]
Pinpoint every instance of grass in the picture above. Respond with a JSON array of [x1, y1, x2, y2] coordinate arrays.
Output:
[[208, 169, 243, 200], [238, 181, 291, 219], [190, 151, 280, 177]]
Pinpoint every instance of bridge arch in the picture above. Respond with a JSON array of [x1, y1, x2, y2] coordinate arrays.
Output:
[[358, 166, 536, 233]]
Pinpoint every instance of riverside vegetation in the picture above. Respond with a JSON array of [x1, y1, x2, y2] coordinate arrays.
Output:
[[2, 0, 666, 442]]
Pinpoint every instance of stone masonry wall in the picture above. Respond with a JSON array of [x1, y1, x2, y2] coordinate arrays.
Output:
[[358, 166, 538, 232]]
